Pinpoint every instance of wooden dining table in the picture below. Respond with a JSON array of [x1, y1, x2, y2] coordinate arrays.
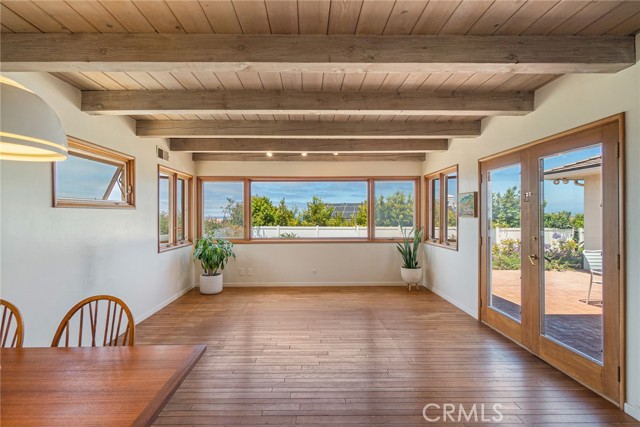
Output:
[[1, 344, 206, 427]]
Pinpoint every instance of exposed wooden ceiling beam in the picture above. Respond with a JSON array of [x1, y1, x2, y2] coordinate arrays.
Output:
[[193, 153, 426, 162], [137, 120, 480, 139], [171, 138, 448, 153], [1, 34, 634, 74], [82, 90, 534, 116]]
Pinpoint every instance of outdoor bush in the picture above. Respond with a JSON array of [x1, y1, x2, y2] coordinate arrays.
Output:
[[491, 238, 584, 271]]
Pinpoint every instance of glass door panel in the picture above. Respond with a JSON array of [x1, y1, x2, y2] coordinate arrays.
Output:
[[539, 144, 604, 363], [487, 164, 523, 322]]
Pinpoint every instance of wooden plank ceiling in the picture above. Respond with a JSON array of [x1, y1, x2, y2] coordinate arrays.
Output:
[[2, 0, 639, 161]]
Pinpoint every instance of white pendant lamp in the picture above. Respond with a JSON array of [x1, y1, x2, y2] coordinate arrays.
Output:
[[0, 76, 67, 162]]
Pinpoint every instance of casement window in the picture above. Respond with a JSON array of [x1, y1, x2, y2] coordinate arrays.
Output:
[[158, 166, 192, 252], [198, 177, 420, 243], [426, 166, 458, 249], [53, 137, 135, 208]]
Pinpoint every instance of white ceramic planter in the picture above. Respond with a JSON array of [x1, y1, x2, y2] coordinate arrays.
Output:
[[200, 273, 223, 294], [401, 267, 423, 284]]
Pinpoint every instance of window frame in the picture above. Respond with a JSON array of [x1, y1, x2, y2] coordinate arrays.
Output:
[[158, 165, 193, 253], [52, 137, 135, 209], [197, 176, 421, 243], [425, 165, 459, 250]]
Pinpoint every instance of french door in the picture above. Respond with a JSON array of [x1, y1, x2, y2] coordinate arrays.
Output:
[[480, 116, 624, 404]]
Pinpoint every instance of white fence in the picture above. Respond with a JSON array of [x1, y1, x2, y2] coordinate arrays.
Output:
[[251, 225, 413, 239], [492, 228, 584, 245]]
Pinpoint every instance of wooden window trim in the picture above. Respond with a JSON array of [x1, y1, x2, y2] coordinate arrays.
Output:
[[197, 176, 421, 244], [425, 165, 459, 251], [158, 165, 193, 253], [52, 137, 135, 209]]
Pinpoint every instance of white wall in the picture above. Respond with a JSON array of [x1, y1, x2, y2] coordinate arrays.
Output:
[[0, 72, 195, 347], [422, 36, 640, 418], [195, 161, 423, 286]]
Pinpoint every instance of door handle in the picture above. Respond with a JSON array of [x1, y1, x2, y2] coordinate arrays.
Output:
[[528, 254, 538, 266]]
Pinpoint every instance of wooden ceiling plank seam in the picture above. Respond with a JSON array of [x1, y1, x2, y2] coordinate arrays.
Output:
[[359, 73, 388, 91], [328, 0, 364, 34], [605, 10, 640, 35], [236, 72, 265, 90], [378, 73, 410, 91], [170, 72, 206, 90], [578, 2, 640, 35], [130, 1, 185, 33], [297, 0, 330, 34], [33, 1, 98, 33], [521, 1, 591, 35], [1, 24, 13, 33], [1, 1, 69, 33], [383, 0, 430, 36], [354, 0, 395, 35], [495, 0, 559, 35], [150, 71, 186, 90], [213, 72, 244, 90], [79, 72, 124, 90], [232, 0, 272, 34], [124, 72, 165, 90], [321, 72, 346, 91], [281, 72, 303, 90], [165, 1, 214, 34], [398, 72, 429, 91], [411, 0, 461, 35], [434, 72, 475, 93], [97, 1, 156, 33], [466, 0, 527, 35], [549, 1, 623, 36], [103, 72, 145, 90], [199, 0, 243, 34], [265, 0, 299, 34], [0, 4, 41, 32], [258, 72, 285, 90], [64, 1, 127, 33], [191, 72, 225, 90], [302, 72, 324, 91], [438, 0, 494, 36]]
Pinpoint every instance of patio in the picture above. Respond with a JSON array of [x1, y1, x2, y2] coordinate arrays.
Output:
[[491, 269, 603, 361]]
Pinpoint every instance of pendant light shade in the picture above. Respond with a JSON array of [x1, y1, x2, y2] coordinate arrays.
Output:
[[0, 76, 67, 162]]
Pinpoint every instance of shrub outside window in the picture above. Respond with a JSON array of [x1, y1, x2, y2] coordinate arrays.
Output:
[[198, 177, 420, 242]]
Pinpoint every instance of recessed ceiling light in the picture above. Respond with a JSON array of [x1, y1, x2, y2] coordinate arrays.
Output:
[[266, 152, 273, 157], [333, 152, 339, 156], [301, 152, 308, 157]]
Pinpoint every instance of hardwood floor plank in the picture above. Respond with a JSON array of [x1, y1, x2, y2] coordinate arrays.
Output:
[[133, 287, 638, 426]]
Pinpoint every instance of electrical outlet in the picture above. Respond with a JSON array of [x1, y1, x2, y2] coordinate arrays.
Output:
[[247, 268, 254, 276], [238, 268, 245, 276]]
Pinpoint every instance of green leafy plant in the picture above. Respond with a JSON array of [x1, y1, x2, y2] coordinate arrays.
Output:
[[193, 235, 236, 276], [396, 227, 423, 269]]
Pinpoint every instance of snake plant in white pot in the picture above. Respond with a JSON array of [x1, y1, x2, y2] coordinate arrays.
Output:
[[397, 227, 424, 287], [193, 235, 236, 294]]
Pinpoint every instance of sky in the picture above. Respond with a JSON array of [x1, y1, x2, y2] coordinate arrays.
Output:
[[203, 180, 415, 218], [489, 145, 601, 214], [56, 155, 122, 201]]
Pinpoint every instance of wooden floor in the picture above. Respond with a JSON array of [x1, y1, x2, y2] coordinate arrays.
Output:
[[136, 287, 638, 426]]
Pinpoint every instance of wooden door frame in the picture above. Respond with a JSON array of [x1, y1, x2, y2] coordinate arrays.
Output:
[[478, 114, 626, 407]]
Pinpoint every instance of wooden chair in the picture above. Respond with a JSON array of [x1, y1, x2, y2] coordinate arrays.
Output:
[[583, 250, 603, 304], [0, 299, 24, 348], [51, 295, 134, 347]]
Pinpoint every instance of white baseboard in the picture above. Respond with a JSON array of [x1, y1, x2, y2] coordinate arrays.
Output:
[[222, 281, 405, 287], [135, 285, 194, 324], [424, 283, 478, 319], [625, 403, 640, 421]]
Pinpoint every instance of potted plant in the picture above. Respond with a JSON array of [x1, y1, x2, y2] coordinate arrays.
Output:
[[193, 235, 236, 295], [397, 227, 424, 289]]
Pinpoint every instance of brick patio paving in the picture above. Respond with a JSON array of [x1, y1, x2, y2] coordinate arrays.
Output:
[[490, 269, 603, 362]]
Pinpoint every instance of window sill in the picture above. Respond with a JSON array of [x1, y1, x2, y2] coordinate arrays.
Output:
[[158, 241, 193, 253], [425, 240, 458, 251], [54, 200, 135, 209]]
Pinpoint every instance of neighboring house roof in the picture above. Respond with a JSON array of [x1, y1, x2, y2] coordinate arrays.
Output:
[[326, 203, 364, 220], [544, 155, 602, 179]]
